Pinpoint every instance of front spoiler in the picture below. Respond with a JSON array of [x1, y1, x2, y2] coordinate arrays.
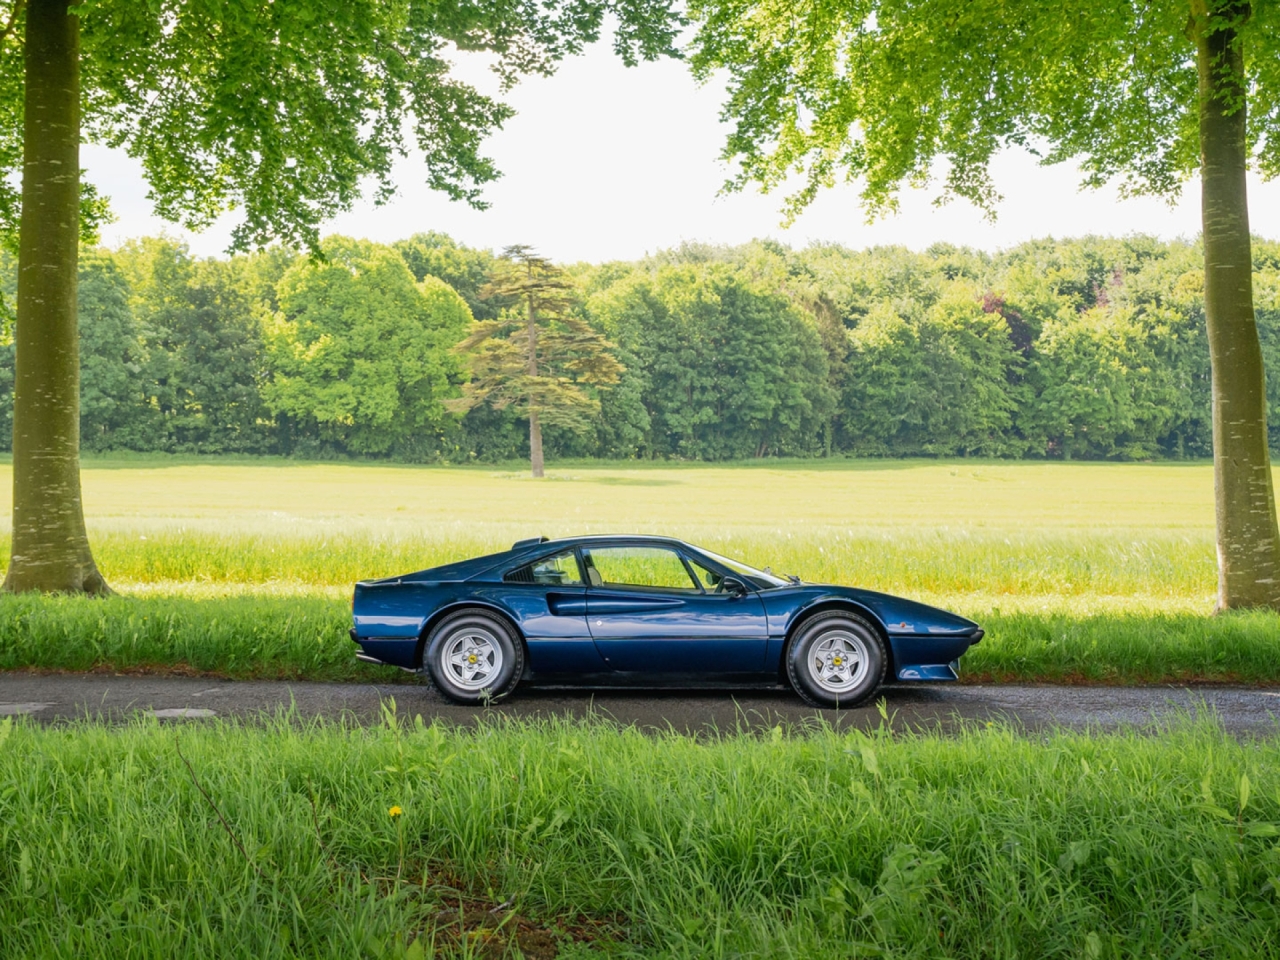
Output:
[[896, 660, 960, 681]]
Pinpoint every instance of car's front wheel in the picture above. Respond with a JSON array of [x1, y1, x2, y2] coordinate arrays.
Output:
[[786, 611, 886, 708], [423, 609, 524, 705]]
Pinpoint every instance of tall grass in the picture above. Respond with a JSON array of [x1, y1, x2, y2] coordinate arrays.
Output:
[[2, 458, 1271, 683], [0, 458, 1223, 598], [2, 593, 1276, 684], [2, 714, 1278, 958], [13, 528, 1213, 600], [0, 593, 371, 680]]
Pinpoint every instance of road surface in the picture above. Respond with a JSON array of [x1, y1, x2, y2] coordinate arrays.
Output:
[[2, 673, 1279, 735]]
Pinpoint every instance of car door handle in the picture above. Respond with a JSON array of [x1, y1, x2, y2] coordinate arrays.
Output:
[[547, 593, 587, 616]]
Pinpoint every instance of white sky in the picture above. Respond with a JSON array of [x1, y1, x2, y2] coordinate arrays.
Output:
[[86, 40, 1280, 263]]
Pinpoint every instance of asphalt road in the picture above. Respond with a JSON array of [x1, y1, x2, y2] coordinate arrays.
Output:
[[3, 673, 1280, 735]]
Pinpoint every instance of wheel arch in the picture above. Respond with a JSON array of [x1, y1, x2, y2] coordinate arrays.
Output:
[[416, 600, 529, 672], [782, 599, 894, 678]]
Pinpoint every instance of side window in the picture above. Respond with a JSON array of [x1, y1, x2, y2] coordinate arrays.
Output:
[[688, 558, 724, 592], [584, 546, 700, 591], [504, 550, 583, 586]]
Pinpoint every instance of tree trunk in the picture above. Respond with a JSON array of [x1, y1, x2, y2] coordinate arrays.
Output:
[[3, 0, 109, 594], [528, 409, 544, 478], [1195, 0, 1280, 610], [525, 287, 544, 477]]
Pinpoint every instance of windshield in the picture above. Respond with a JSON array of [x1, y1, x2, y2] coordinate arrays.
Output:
[[698, 548, 790, 588]]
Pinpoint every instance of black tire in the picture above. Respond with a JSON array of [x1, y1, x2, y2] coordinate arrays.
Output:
[[785, 611, 887, 708], [423, 609, 524, 705]]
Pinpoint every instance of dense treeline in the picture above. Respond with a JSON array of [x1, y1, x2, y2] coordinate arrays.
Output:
[[4, 232, 1280, 461]]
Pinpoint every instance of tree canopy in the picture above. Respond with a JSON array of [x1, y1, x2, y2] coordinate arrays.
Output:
[[0, 0, 682, 251], [450, 247, 622, 476], [8, 231, 1272, 465], [266, 237, 471, 457], [687, 0, 1280, 608], [589, 263, 833, 459], [688, 0, 1274, 218]]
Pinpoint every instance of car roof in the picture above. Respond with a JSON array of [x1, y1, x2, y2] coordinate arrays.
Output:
[[529, 534, 687, 546], [512, 534, 700, 554]]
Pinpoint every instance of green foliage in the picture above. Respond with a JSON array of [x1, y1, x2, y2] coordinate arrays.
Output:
[[77, 254, 149, 451], [588, 263, 834, 458], [450, 247, 623, 456], [4, 231, 1278, 462], [1020, 306, 1185, 460], [265, 237, 471, 457], [577, 234, 1237, 461], [114, 237, 279, 454], [683, 0, 1271, 217], [3, 716, 1280, 956], [394, 232, 503, 320], [840, 288, 1022, 456], [0, 0, 682, 251]]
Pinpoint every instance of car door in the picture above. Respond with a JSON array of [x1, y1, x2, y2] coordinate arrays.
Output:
[[582, 543, 768, 674], [500, 548, 604, 673]]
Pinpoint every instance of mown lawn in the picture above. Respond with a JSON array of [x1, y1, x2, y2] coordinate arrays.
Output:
[[2, 713, 1278, 958], [1, 456, 1274, 683]]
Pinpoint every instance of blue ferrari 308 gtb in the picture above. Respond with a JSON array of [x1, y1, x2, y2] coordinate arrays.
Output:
[[350, 535, 984, 708]]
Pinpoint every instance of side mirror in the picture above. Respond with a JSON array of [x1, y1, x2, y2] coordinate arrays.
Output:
[[721, 575, 749, 597]]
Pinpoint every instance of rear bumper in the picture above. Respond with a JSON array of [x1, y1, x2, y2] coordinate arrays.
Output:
[[350, 629, 418, 672]]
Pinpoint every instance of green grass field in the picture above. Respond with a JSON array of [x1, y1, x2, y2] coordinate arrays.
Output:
[[1, 456, 1276, 683], [4, 459, 1279, 959], [3, 713, 1279, 958]]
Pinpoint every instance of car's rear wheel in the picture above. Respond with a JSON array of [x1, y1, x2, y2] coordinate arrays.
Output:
[[786, 611, 886, 708], [424, 609, 524, 705]]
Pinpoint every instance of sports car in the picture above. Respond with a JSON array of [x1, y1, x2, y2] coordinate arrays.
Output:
[[350, 534, 983, 707]]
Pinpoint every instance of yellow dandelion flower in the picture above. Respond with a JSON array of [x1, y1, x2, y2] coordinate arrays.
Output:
[[388, 805, 403, 818]]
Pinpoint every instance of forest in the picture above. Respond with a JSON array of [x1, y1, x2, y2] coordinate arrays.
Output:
[[3, 231, 1276, 463]]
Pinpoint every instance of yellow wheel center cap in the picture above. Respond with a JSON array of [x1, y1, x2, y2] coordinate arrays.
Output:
[[833, 657, 843, 666], [468, 654, 477, 664]]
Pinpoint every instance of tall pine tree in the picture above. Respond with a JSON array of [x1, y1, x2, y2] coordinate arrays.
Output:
[[450, 247, 623, 477]]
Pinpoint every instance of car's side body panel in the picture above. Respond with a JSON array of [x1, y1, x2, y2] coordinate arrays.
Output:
[[351, 535, 983, 688], [586, 588, 769, 673], [505, 583, 606, 673]]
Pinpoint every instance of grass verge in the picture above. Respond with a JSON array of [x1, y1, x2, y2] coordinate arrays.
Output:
[[1, 714, 1278, 958], [2, 593, 1278, 686], [0, 594, 377, 682]]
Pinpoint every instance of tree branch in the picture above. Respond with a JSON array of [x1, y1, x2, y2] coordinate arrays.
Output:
[[0, 0, 25, 46]]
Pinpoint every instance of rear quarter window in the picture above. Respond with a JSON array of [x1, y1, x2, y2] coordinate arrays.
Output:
[[503, 550, 583, 586]]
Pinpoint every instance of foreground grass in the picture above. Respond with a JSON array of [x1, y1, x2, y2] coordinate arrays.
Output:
[[3, 593, 1280, 685], [3, 715, 1279, 958]]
